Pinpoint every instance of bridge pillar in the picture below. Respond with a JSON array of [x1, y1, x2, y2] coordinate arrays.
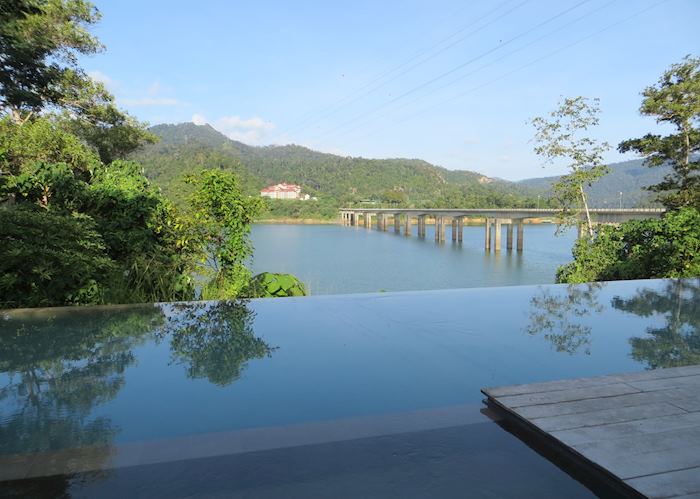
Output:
[[457, 217, 463, 242], [507, 222, 513, 250], [419, 215, 426, 238], [494, 219, 502, 251], [365, 213, 372, 229], [484, 218, 491, 250], [517, 219, 524, 251], [376, 214, 382, 231], [394, 214, 401, 233], [435, 217, 440, 242], [404, 214, 412, 236], [451, 218, 457, 241], [351, 213, 356, 226]]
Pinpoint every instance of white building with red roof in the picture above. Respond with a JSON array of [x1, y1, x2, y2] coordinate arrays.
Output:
[[260, 183, 308, 200]]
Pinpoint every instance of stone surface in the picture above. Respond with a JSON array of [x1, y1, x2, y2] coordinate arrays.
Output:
[[483, 365, 700, 498]]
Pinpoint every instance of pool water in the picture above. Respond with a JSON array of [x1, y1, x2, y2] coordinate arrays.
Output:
[[0, 278, 697, 497]]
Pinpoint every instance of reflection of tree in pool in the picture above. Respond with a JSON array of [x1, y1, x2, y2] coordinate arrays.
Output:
[[612, 279, 700, 369], [160, 300, 275, 386], [0, 306, 163, 456], [525, 283, 604, 355]]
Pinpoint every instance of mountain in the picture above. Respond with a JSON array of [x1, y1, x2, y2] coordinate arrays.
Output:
[[132, 123, 540, 215], [132, 123, 666, 217], [517, 159, 668, 208]]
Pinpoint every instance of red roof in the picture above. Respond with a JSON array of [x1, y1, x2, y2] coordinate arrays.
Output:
[[261, 183, 301, 193]]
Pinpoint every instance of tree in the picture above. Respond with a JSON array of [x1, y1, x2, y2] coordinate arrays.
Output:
[[618, 55, 700, 210], [0, 0, 102, 122], [531, 97, 610, 237], [185, 169, 263, 299]]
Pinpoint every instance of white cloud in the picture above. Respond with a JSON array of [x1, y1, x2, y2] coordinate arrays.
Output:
[[192, 113, 208, 126], [117, 80, 180, 107], [192, 113, 277, 145], [87, 70, 116, 90], [120, 97, 180, 107]]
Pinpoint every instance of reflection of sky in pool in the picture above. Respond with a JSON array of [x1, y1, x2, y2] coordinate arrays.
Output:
[[1, 278, 697, 497]]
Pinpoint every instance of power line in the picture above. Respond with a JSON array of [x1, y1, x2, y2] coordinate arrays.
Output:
[[312, 0, 594, 141], [334, 0, 620, 142], [273, 0, 525, 139], [337, 0, 669, 151]]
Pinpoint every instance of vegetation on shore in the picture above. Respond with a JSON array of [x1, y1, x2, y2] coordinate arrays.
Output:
[[556, 56, 700, 284]]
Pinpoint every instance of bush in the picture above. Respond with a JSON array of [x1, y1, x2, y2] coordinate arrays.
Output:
[[243, 272, 308, 298], [557, 208, 700, 283], [0, 207, 113, 308]]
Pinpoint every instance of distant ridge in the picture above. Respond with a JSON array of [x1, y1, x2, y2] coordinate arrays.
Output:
[[517, 158, 668, 207]]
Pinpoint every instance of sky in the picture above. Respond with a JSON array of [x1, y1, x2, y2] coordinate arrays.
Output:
[[83, 0, 699, 180]]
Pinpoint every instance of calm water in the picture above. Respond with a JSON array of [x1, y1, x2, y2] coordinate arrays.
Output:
[[1, 278, 698, 497], [250, 223, 577, 294]]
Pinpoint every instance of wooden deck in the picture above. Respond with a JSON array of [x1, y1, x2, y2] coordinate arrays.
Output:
[[482, 365, 700, 499]]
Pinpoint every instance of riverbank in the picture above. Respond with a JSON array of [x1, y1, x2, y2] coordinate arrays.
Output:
[[257, 218, 336, 225], [256, 217, 557, 225]]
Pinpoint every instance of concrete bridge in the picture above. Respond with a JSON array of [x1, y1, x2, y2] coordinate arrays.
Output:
[[339, 208, 665, 251]]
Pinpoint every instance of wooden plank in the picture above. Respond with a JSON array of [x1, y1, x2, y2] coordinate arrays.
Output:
[[492, 383, 640, 408], [626, 374, 700, 392], [626, 466, 700, 498], [530, 402, 686, 432], [484, 365, 700, 398], [550, 409, 700, 447], [515, 386, 699, 419], [483, 365, 700, 498], [584, 437, 700, 480]]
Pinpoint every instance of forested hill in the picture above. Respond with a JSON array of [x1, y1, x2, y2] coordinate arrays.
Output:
[[517, 158, 669, 208], [132, 123, 538, 215], [133, 122, 664, 216]]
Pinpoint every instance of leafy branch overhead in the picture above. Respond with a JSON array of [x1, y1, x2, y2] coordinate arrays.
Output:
[[618, 55, 700, 210]]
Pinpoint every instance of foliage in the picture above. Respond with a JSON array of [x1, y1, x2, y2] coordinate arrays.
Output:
[[185, 169, 262, 300], [531, 96, 610, 237], [0, 115, 100, 176], [56, 78, 158, 164], [0, 117, 196, 307], [557, 208, 700, 284], [618, 55, 700, 210], [243, 272, 308, 298], [613, 280, 700, 369], [3, 160, 87, 210], [0, 206, 112, 308], [133, 123, 543, 218], [0, 0, 102, 120], [85, 160, 196, 303], [163, 300, 274, 386]]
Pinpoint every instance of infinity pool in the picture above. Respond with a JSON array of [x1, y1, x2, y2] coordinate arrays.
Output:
[[1, 278, 697, 497]]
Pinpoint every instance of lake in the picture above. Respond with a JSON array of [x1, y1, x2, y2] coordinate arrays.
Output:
[[250, 223, 577, 295]]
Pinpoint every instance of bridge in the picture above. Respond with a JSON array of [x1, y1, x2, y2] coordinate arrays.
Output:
[[339, 208, 666, 251]]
